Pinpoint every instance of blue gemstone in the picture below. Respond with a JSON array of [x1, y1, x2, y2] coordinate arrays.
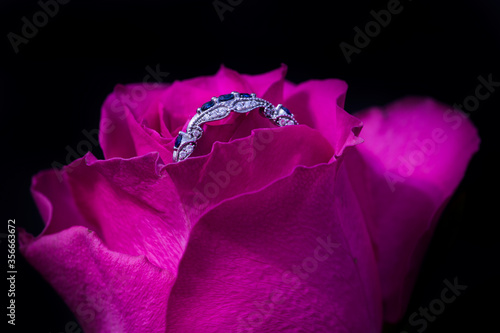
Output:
[[201, 100, 215, 111], [282, 106, 292, 115], [174, 134, 182, 148], [239, 93, 251, 98], [218, 93, 234, 102]]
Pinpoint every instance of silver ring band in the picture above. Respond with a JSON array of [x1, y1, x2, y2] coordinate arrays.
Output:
[[173, 92, 298, 162]]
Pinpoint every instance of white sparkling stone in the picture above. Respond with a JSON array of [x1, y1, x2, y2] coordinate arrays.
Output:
[[179, 144, 194, 160], [190, 128, 202, 138], [278, 118, 295, 126]]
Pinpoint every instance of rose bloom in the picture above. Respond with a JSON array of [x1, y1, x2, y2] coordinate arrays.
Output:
[[20, 65, 479, 332]]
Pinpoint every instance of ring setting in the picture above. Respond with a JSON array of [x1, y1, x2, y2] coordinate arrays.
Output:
[[173, 92, 298, 162]]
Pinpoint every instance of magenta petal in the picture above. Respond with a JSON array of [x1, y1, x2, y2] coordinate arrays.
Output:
[[241, 64, 288, 101], [20, 227, 175, 332], [99, 84, 174, 162], [63, 153, 189, 270], [344, 97, 480, 322], [166, 161, 382, 332], [284, 79, 364, 159], [20, 153, 196, 332], [166, 125, 334, 220], [30, 168, 91, 236], [28, 151, 191, 270]]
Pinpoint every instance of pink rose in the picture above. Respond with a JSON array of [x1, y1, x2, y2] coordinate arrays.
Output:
[[20, 65, 479, 332]]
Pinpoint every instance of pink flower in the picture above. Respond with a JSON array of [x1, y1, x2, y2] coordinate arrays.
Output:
[[20, 65, 479, 332]]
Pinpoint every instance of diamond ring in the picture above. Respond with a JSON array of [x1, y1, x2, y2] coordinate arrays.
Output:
[[173, 92, 299, 162]]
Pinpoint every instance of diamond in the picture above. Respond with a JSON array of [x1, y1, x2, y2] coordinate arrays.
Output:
[[201, 113, 214, 122], [277, 117, 295, 126], [179, 144, 195, 160], [190, 127, 202, 138]]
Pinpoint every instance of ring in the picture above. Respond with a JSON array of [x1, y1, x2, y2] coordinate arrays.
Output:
[[173, 92, 299, 162]]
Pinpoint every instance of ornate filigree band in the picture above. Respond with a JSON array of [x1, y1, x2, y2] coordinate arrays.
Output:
[[173, 92, 298, 162]]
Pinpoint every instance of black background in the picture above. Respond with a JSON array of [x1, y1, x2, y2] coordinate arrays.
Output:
[[1, 0, 499, 332]]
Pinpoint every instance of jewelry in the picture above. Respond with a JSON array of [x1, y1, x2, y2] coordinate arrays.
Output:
[[173, 92, 298, 162]]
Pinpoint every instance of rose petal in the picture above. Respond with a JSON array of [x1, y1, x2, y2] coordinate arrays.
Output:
[[241, 64, 288, 102], [30, 168, 91, 236], [21, 152, 192, 332], [20, 227, 174, 332], [284, 79, 364, 159], [165, 161, 382, 332], [25, 152, 191, 270], [343, 97, 480, 322], [99, 83, 173, 162], [64, 153, 190, 270], [166, 125, 334, 220]]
